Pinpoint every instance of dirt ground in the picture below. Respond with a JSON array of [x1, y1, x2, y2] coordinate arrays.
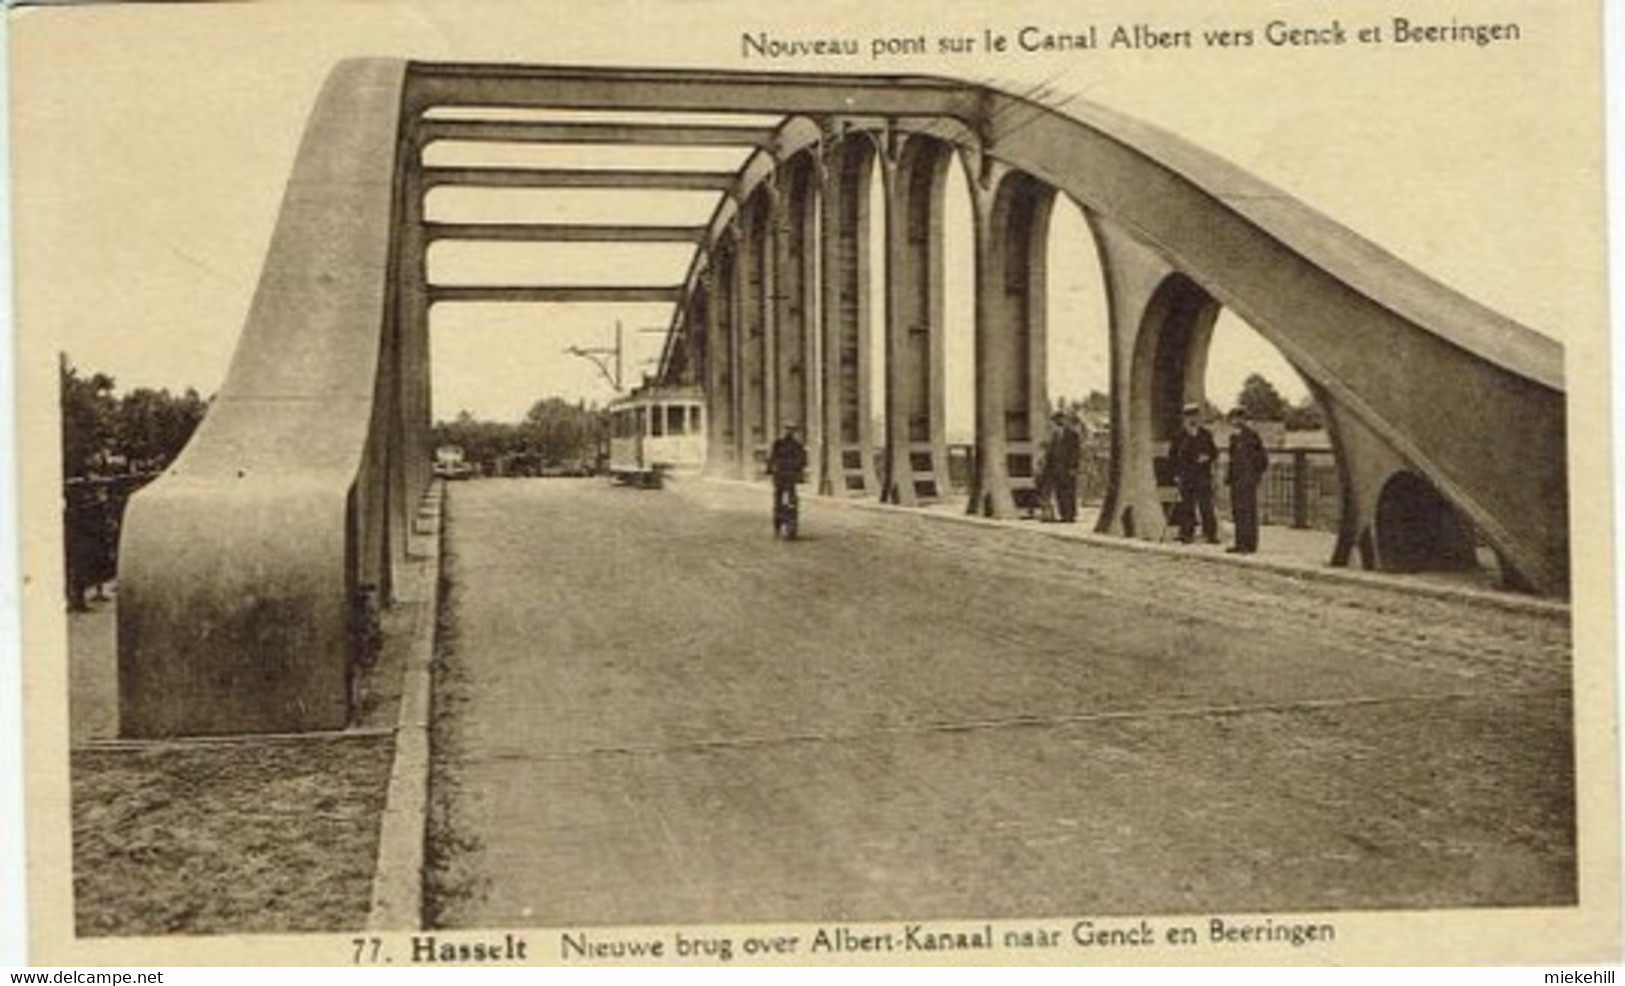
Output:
[[426, 478, 1574, 929], [67, 554, 422, 936], [71, 737, 394, 936]]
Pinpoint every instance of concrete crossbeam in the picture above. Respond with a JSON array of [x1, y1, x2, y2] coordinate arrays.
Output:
[[428, 285, 683, 304], [421, 166, 736, 191], [407, 63, 978, 121], [417, 119, 777, 147], [423, 222, 705, 243]]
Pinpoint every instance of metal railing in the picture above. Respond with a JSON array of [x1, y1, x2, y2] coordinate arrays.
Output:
[[939, 443, 1340, 531]]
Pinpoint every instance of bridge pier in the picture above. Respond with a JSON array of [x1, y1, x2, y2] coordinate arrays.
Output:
[[962, 157, 1054, 519], [817, 138, 880, 497], [877, 134, 953, 506], [772, 157, 822, 483], [963, 155, 1011, 518], [994, 170, 1055, 517], [1090, 216, 1223, 541], [738, 194, 772, 477], [702, 263, 738, 478]]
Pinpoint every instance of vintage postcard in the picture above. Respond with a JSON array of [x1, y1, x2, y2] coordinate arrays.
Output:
[[11, 0, 1619, 967]]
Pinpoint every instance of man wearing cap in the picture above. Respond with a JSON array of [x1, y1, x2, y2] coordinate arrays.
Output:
[[767, 421, 807, 532], [1224, 407, 1270, 554], [1168, 402, 1219, 544]]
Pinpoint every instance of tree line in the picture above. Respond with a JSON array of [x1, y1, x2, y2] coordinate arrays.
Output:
[[60, 360, 1316, 485], [60, 355, 211, 609], [1232, 373, 1324, 430], [1052, 375, 1323, 432], [61, 355, 209, 479], [432, 397, 608, 476]]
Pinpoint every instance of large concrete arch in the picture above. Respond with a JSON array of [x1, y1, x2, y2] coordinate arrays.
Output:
[[117, 60, 1569, 736]]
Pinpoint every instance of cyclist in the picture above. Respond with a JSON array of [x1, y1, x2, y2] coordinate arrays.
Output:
[[767, 422, 807, 537]]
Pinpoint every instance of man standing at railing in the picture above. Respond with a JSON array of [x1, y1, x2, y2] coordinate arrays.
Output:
[[1170, 402, 1219, 544], [1224, 407, 1270, 554], [1051, 412, 1083, 523]]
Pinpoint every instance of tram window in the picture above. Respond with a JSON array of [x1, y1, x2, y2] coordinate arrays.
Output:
[[651, 404, 666, 437], [667, 405, 686, 435], [689, 406, 702, 433]]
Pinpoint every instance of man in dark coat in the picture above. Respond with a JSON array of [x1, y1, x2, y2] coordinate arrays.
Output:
[[1050, 412, 1083, 523], [1224, 408, 1270, 554], [767, 422, 807, 529], [1168, 402, 1219, 544]]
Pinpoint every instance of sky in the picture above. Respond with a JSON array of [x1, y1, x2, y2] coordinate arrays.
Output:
[[10, 0, 1604, 425]]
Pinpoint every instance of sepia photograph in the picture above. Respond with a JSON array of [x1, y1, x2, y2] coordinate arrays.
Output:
[[10, 0, 1619, 967]]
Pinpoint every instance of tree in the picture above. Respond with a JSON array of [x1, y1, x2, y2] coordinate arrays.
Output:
[[60, 355, 117, 479], [434, 411, 517, 472], [115, 386, 207, 469], [432, 400, 606, 475], [1283, 395, 1325, 432], [1234, 373, 1289, 422], [521, 397, 603, 467], [62, 355, 213, 478]]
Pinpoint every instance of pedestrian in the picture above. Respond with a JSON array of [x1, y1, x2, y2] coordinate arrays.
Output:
[[1168, 401, 1219, 544], [1034, 413, 1063, 521], [767, 422, 807, 535], [1051, 412, 1083, 523], [88, 484, 119, 601], [64, 484, 94, 612], [1224, 407, 1270, 554]]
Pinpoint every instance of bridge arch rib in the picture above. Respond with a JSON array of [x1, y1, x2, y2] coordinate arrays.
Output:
[[116, 59, 1568, 736], [117, 59, 418, 736]]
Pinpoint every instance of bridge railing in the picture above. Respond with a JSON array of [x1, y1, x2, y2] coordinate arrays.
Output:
[[944, 442, 1340, 533]]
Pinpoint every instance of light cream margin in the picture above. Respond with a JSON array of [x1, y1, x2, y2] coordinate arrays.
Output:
[[13, 0, 1620, 966]]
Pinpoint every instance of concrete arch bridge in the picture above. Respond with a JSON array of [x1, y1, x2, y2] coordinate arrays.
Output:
[[117, 60, 1566, 737]]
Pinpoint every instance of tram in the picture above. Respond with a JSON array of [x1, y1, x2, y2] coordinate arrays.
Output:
[[606, 384, 707, 488]]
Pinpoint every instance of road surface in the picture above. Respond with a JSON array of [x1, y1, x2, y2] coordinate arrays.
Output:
[[425, 478, 1573, 929]]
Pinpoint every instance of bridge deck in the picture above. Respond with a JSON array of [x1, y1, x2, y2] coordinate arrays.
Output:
[[426, 478, 1573, 929]]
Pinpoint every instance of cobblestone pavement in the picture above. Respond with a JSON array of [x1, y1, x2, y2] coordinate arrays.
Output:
[[426, 478, 1574, 930]]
